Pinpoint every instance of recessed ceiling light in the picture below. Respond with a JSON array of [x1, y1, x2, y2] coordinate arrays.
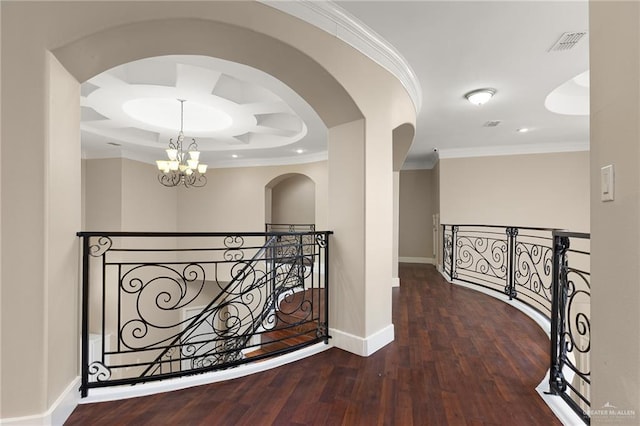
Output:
[[295, 149, 304, 154], [517, 128, 530, 133], [465, 88, 496, 106], [231, 154, 238, 158]]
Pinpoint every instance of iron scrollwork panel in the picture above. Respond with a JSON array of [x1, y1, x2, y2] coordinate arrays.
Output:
[[455, 232, 508, 289], [443, 228, 452, 277], [80, 231, 331, 394], [514, 241, 553, 315]]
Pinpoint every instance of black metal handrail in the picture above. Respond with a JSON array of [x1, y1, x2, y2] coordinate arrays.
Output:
[[77, 230, 332, 397], [442, 224, 590, 423], [549, 230, 591, 424], [137, 235, 280, 379], [266, 223, 316, 232]]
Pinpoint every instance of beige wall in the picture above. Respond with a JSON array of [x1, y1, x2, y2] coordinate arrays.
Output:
[[121, 159, 179, 232], [392, 172, 399, 279], [399, 169, 436, 260], [84, 158, 180, 232], [439, 151, 590, 232], [328, 120, 366, 337], [590, 1, 640, 420], [271, 174, 316, 225], [46, 53, 82, 411], [84, 159, 123, 231], [432, 161, 441, 266], [84, 158, 327, 233], [176, 161, 327, 233]]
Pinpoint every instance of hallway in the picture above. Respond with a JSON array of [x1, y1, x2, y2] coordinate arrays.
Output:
[[66, 264, 559, 425]]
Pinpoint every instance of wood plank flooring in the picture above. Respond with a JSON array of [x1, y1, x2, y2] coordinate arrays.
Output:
[[65, 263, 560, 425]]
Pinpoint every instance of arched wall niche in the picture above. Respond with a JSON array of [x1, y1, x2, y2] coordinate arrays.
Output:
[[265, 173, 316, 226]]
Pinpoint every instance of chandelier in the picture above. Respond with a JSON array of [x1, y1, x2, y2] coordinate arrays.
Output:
[[156, 99, 208, 188]]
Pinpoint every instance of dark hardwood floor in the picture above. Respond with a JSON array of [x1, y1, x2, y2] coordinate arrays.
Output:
[[66, 263, 560, 425]]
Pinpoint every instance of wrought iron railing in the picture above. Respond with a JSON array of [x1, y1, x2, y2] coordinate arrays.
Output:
[[77, 230, 331, 397], [549, 230, 591, 424], [266, 223, 315, 233], [442, 224, 590, 423], [266, 223, 316, 257]]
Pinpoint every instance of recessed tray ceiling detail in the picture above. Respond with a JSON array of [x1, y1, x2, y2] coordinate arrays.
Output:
[[81, 55, 327, 167]]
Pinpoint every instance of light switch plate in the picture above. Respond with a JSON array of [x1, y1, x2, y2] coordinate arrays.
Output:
[[601, 164, 614, 202]]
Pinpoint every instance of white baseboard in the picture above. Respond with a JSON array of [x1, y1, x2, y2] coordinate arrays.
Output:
[[330, 324, 394, 356], [1, 376, 80, 426], [391, 277, 400, 288], [80, 343, 331, 404], [536, 371, 585, 426], [399, 257, 435, 264]]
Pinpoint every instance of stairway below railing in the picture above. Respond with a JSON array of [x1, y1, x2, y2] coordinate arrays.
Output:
[[77, 230, 332, 397]]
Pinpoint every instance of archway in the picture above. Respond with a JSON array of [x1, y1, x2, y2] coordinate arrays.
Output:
[[265, 173, 316, 227], [1, 2, 416, 420]]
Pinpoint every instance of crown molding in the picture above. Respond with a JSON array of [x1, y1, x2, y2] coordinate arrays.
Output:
[[402, 157, 438, 170], [82, 149, 328, 169], [438, 141, 589, 160], [259, 0, 422, 113]]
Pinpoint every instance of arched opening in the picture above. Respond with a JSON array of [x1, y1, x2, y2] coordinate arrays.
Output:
[[1, 2, 416, 419], [265, 173, 316, 227]]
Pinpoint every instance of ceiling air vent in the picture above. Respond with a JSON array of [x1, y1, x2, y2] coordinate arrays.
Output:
[[483, 120, 501, 127], [548, 31, 587, 52]]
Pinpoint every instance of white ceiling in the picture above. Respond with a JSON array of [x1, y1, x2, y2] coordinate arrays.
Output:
[[81, 55, 327, 168], [81, 1, 589, 170], [336, 0, 589, 168]]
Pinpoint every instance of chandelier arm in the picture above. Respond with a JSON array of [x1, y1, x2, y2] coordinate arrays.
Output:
[[156, 99, 207, 188]]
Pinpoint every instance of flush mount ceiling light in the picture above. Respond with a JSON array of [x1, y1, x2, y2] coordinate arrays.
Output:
[[465, 88, 496, 106], [517, 128, 530, 133]]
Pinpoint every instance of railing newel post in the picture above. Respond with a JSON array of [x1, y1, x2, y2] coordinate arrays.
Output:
[[549, 232, 570, 395], [323, 232, 330, 344], [441, 224, 446, 275], [450, 225, 458, 281], [505, 227, 518, 299], [80, 235, 90, 398]]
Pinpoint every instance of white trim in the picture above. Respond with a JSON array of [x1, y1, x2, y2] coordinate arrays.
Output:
[[399, 256, 434, 265], [83, 150, 328, 169], [536, 371, 585, 426], [330, 324, 394, 356], [1, 376, 80, 426], [80, 343, 330, 404], [391, 277, 400, 288], [259, 0, 421, 113], [401, 157, 438, 171], [436, 268, 584, 426], [438, 141, 589, 160]]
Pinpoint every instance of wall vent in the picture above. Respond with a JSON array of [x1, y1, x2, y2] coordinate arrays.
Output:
[[483, 120, 501, 127], [548, 31, 587, 52]]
